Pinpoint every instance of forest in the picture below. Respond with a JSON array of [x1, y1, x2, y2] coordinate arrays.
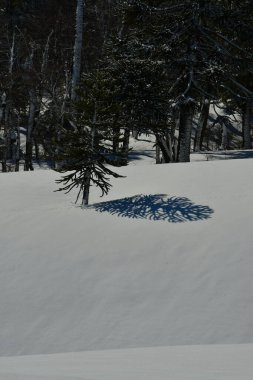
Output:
[[0, 0, 253, 204]]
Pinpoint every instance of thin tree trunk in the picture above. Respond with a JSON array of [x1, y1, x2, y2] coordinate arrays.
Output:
[[82, 172, 91, 206], [132, 127, 138, 139], [11, 132, 16, 163], [165, 133, 174, 162], [1, 32, 15, 172], [71, 0, 84, 102], [52, 66, 72, 170], [1, 145, 7, 172], [156, 138, 161, 164], [34, 137, 40, 161], [82, 110, 96, 206], [194, 99, 210, 151], [61, 65, 71, 124], [15, 118, 20, 172], [1, 102, 9, 172], [173, 138, 178, 162], [156, 134, 173, 163], [1, 94, 6, 172], [122, 127, 130, 164], [221, 124, 228, 150], [178, 103, 194, 162], [9, 31, 15, 75], [24, 90, 36, 171], [41, 30, 53, 74], [242, 100, 252, 149], [0, 93, 6, 123], [113, 125, 120, 154]]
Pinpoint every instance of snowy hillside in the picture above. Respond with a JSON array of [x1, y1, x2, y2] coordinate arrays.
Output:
[[1, 152, 253, 378]]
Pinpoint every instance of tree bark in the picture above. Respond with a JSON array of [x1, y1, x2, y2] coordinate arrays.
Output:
[[1, 99, 9, 172], [15, 119, 20, 172], [82, 112, 96, 206], [132, 127, 138, 139], [71, 0, 84, 102], [112, 124, 121, 154], [156, 134, 174, 163], [221, 124, 228, 150], [178, 103, 194, 162], [122, 127, 130, 164], [242, 100, 252, 149], [82, 172, 91, 207], [1, 144, 7, 172], [155, 139, 161, 164], [194, 99, 210, 151], [34, 137, 40, 161], [24, 90, 36, 171]]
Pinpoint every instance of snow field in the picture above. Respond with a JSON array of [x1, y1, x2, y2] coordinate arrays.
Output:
[[0, 154, 253, 378], [0, 344, 253, 380]]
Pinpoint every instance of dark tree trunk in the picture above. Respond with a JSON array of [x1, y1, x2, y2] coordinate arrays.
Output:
[[34, 137, 40, 161], [1, 100, 9, 172], [82, 172, 91, 206], [24, 141, 34, 171], [178, 103, 194, 162], [155, 140, 161, 164], [122, 127, 130, 163], [113, 125, 120, 154], [156, 134, 174, 163], [24, 90, 36, 171], [82, 123, 96, 206], [1, 145, 7, 172], [221, 124, 228, 150], [132, 127, 138, 139], [242, 100, 252, 149], [71, 0, 84, 101], [194, 99, 210, 151], [15, 124, 20, 172]]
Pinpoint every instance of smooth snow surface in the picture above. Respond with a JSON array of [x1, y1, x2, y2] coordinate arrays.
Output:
[[1, 344, 253, 380], [1, 157, 253, 356]]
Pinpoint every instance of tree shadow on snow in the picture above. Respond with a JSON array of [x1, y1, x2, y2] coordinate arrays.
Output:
[[205, 150, 253, 160], [89, 194, 214, 223]]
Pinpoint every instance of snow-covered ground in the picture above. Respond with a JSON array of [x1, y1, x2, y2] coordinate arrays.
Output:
[[1, 344, 253, 380], [128, 135, 253, 164], [1, 142, 253, 378]]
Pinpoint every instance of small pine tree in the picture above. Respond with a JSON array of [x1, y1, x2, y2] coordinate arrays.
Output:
[[55, 69, 124, 206], [55, 127, 123, 206]]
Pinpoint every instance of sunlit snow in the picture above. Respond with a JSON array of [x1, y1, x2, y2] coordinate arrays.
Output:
[[0, 141, 253, 379]]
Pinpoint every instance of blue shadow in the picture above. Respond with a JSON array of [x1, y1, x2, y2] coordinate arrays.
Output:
[[89, 194, 214, 223]]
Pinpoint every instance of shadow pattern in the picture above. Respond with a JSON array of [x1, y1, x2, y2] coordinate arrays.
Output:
[[206, 150, 253, 160], [89, 194, 214, 223]]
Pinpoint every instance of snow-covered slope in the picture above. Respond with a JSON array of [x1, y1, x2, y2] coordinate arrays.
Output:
[[1, 157, 253, 357], [1, 344, 253, 380]]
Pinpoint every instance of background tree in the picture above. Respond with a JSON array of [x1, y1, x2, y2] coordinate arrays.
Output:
[[111, 0, 253, 161]]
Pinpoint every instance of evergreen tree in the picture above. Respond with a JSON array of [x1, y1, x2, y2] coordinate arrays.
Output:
[[55, 69, 124, 206], [111, 0, 253, 161]]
